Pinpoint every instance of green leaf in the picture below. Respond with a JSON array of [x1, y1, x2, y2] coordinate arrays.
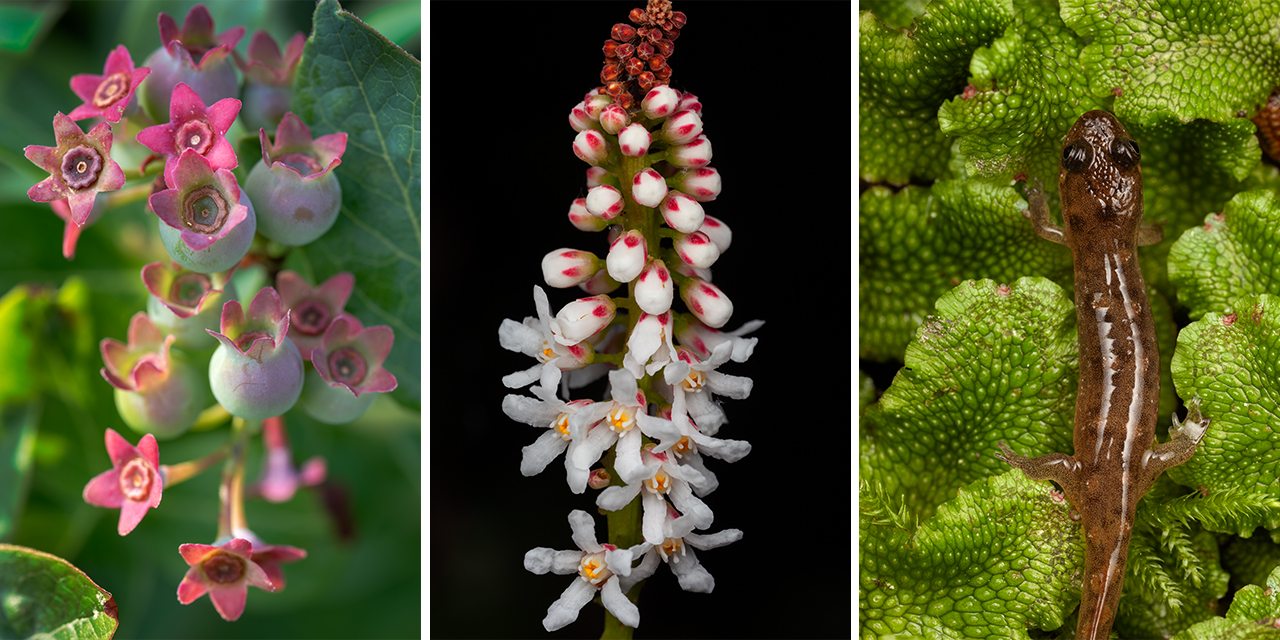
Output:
[[859, 0, 1014, 184], [1173, 566, 1280, 639], [292, 0, 421, 408], [0, 544, 118, 639], [861, 277, 1078, 522], [859, 472, 1085, 639], [0, 5, 43, 53], [1168, 293, 1280, 535], [1061, 0, 1280, 125], [1169, 189, 1280, 321]]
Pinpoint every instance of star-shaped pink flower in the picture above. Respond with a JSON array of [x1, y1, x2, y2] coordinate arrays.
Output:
[[260, 112, 347, 181], [177, 538, 274, 621], [148, 149, 250, 252], [312, 315, 398, 397], [68, 45, 151, 123], [82, 428, 162, 535], [158, 4, 245, 70], [276, 270, 354, 357], [25, 112, 126, 226], [137, 82, 240, 189], [238, 30, 305, 86]]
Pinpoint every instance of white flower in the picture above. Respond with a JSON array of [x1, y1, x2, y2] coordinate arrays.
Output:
[[503, 388, 596, 487], [596, 444, 714, 545], [664, 342, 753, 437], [658, 369, 752, 491], [621, 506, 743, 594], [622, 311, 676, 378], [524, 510, 651, 631], [499, 286, 594, 390], [569, 369, 680, 481]]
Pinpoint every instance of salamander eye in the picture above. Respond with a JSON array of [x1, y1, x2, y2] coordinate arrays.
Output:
[[1061, 139, 1092, 173], [1111, 137, 1140, 170]]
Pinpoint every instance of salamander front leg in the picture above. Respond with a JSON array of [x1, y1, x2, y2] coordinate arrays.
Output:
[[1026, 178, 1067, 246], [996, 441, 1083, 504], [1136, 221, 1165, 246], [1141, 396, 1211, 480]]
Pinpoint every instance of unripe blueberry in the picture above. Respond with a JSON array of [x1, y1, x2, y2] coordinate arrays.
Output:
[[150, 150, 256, 274], [237, 31, 305, 132], [139, 5, 243, 123], [207, 288, 304, 420], [101, 313, 207, 439], [244, 113, 347, 247], [142, 262, 238, 351], [300, 315, 398, 425]]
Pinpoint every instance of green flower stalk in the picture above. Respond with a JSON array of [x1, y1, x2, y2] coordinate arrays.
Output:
[[499, 1, 755, 635]]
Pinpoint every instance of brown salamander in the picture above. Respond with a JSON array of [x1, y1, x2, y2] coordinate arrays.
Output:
[[996, 110, 1210, 640]]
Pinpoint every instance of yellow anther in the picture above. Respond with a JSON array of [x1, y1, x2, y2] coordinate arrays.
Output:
[[681, 368, 706, 392]]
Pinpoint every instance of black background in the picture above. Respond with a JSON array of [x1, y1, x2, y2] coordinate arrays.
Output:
[[429, 2, 852, 637]]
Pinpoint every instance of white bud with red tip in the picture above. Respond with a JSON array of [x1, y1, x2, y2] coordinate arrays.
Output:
[[573, 130, 610, 166], [680, 277, 733, 328], [618, 123, 651, 157], [642, 85, 680, 119], [634, 259, 673, 314], [677, 92, 702, 115], [568, 197, 608, 231], [672, 167, 721, 202], [542, 249, 602, 288], [599, 104, 630, 135], [674, 231, 720, 269], [631, 168, 668, 207], [585, 185, 624, 219], [550, 294, 616, 346], [606, 229, 647, 283], [667, 135, 712, 168], [584, 94, 611, 119], [660, 110, 703, 145], [569, 101, 592, 132], [658, 191, 704, 233], [700, 214, 732, 252]]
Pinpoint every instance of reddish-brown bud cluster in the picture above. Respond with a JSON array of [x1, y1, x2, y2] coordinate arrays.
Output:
[[599, 0, 687, 113]]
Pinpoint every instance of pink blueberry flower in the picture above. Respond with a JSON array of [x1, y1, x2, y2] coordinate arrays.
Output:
[[25, 113, 127, 226], [141, 4, 245, 120], [176, 538, 274, 621], [149, 149, 252, 252], [250, 416, 326, 503], [235, 30, 306, 131], [248, 541, 308, 591], [136, 82, 240, 189], [82, 428, 162, 535], [276, 270, 355, 358], [207, 287, 305, 421], [68, 45, 151, 123], [100, 312, 207, 438], [142, 261, 237, 350], [311, 315, 399, 397], [245, 112, 348, 246]]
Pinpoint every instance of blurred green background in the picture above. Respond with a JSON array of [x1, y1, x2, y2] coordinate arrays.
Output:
[[0, 2, 421, 638]]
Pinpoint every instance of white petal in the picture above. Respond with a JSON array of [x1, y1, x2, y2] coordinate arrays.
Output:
[[597, 483, 641, 511], [703, 340, 734, 367], [663, 360, 690, 387], [499, 318, 541, 355], [672, 550, 715, 593], [637, 414, 681, 452], [539, 361, 564, 391], [564, 450, 589, 494], [663, 461, 706, 488], [542, 578, 596, 632], [524, 547, 559, 574], [600, 579, 640, 628], [568, 510, 602, 553], [607, 368, 638, 403], [614, 430, 646, 484], [684, 528, 743, 550], [694, 434, 751, 463], [604, 545, 635, 577], [502, 394, 561, 427], [521, 431, 569, 476], [502, 365, 542, 389], [571, 426, 616, 470], [669, 481, 714, 528], [707, 371, 752, 399], [568, 403, 611, 443], [641, 491, 667, 545], [669, 515, 699, 539], [620, 549, 660, 592], [681, 453, 719, 496]]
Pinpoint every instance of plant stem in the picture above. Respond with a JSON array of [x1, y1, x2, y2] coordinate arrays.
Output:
[[161, 441, 231, 487], [216, 418, 251, 540]]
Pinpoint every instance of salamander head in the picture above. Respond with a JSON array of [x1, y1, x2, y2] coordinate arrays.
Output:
[[1058, 110, 1143, 236]]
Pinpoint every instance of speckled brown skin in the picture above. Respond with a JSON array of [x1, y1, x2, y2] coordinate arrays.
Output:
[[995, 110, 1210, 640]]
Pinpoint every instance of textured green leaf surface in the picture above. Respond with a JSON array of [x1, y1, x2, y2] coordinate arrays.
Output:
[[859, 471, 1085, 639], [858, 182, 1073, 361], [936, 0, 1101, 182], [859, 0, 1013, 184], [1061, 0, 1280, 125], [0, 544, 117, 639], [292, 0, 421, 407], [1169, 189, 1280, 321], [1168, 293, 1280, 535], [1174, 566, 1280, 639], [861, 277, 1077, 521]]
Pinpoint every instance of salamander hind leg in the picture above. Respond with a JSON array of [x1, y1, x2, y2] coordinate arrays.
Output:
[[1025, 179, 1067, 246], [996, 441, 1083, 503], [1141, 396, 1211, 480]]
